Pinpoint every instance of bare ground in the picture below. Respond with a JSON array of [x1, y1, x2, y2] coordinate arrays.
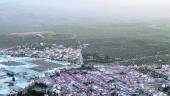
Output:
[[9, 32, 57, 38]]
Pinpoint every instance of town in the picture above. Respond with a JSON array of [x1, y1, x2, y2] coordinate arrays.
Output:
[[24, 64, 170, 96], [0, 43, 83, 65], [0, 43, 170, 96], [0, 43, 83, 96], [1, 0, 170, 95]]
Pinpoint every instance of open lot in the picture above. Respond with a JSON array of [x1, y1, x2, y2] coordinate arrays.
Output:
[[0, 61, 23, 66], [30, 60, 64, 72]]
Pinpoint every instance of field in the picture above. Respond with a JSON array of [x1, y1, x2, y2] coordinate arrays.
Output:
[[1, 20, 170, 65]]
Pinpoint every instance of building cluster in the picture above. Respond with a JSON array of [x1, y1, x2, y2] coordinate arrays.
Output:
[[35, 65, 168, 96], [1, 44, 170, 96], [0, 44, 82, 65], [1, 60, 170, 96], [0, 55, 46, 96], [0, 66, 40, 95], [0, 54, 80, 96], [149, 65, 170, 77]]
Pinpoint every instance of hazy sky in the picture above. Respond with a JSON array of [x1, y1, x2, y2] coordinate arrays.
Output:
[[65, 0, 170, 18], [36, 0, 170, 18], [1, 0, 170, 25]]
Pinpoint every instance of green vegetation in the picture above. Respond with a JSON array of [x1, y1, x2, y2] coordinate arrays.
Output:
[[23, 83, 49, 96], [137, 67, 168, 79], [119, 55, 170, 65], [1, 21, 170, 65], [159, 86, 170, 95]]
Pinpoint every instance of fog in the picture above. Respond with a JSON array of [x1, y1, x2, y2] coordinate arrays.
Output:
[[0, 0, 170, 31], [1, 0, 170, 18]]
